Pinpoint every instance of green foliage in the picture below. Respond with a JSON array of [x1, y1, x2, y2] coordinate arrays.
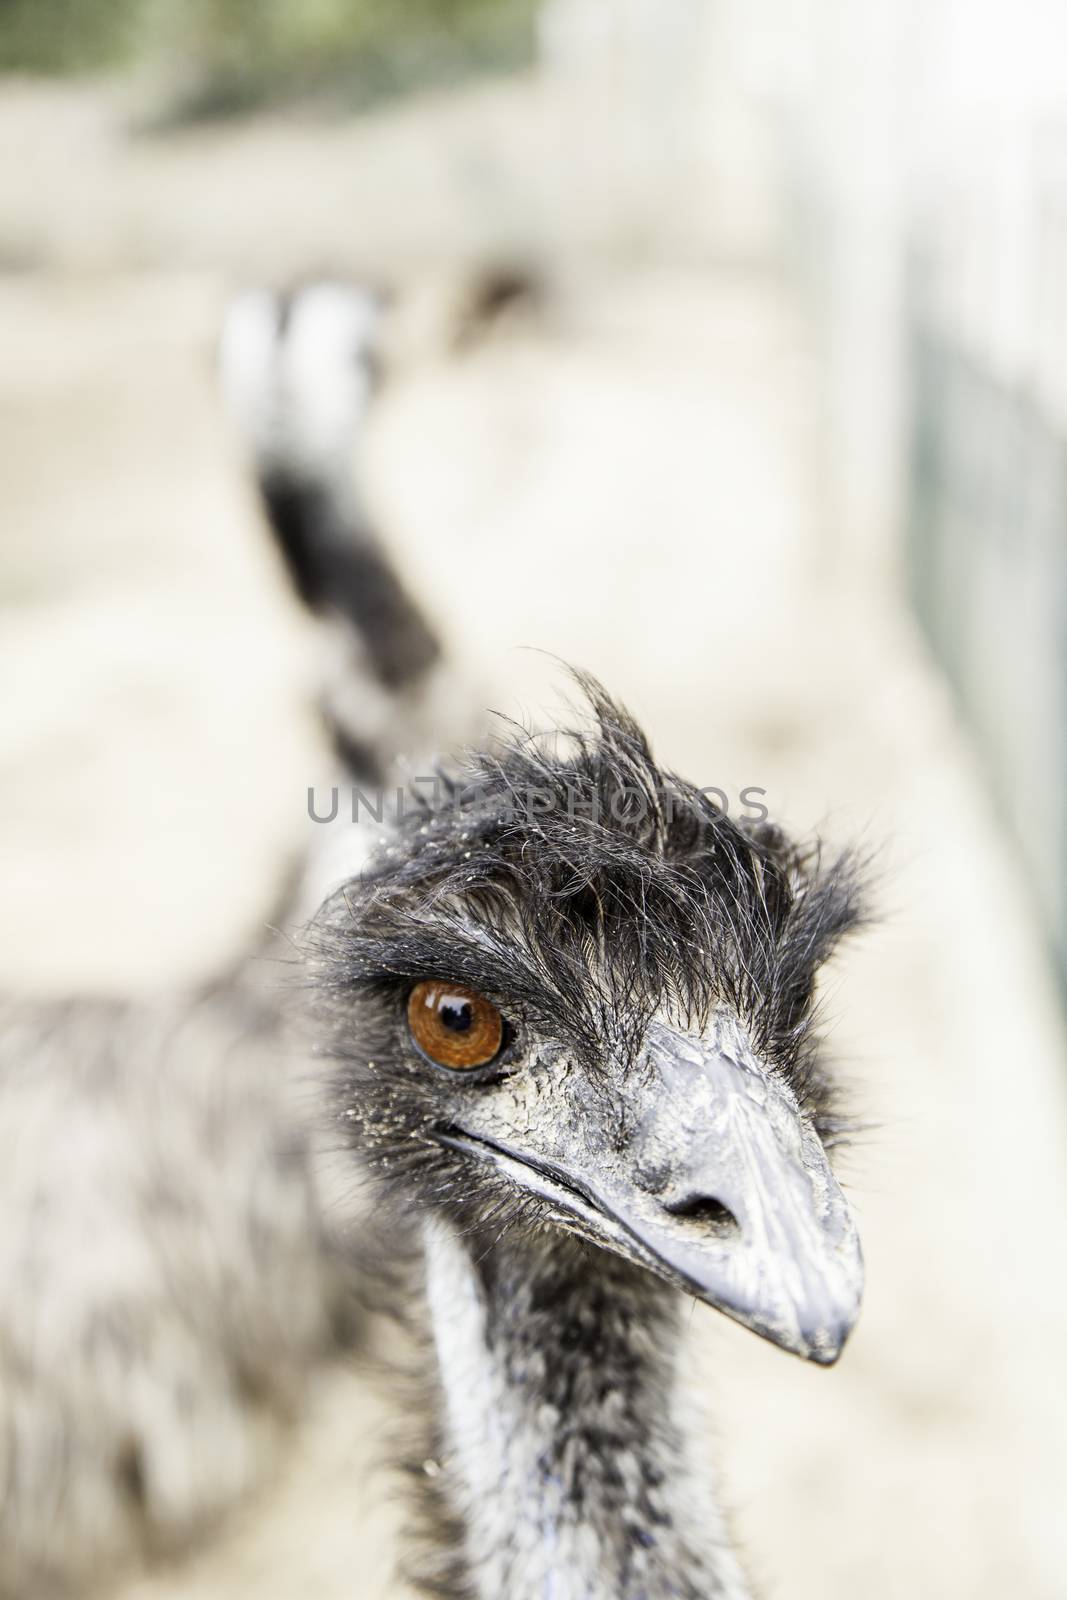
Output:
[[0, 0, 537, 114], [0, 0, 142, 73], [152, 0, 536, 120]]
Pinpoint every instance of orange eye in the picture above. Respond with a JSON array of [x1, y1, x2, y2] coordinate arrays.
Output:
[[407, 980, 504, 1070]]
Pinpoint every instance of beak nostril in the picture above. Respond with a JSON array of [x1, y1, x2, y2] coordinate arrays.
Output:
[[663, 1194, 740, 1237]]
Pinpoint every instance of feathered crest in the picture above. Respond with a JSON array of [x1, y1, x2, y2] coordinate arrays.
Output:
[[310, 675, 864, 1111]]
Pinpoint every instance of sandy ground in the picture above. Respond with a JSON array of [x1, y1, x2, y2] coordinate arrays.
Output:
[[2, 69, 1067, 1600]]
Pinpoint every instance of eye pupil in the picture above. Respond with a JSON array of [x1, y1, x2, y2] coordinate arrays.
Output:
[[439, 1001, 473, 1033]]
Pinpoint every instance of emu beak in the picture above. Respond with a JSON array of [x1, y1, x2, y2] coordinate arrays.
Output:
[[603, 1019, 863, 1362], [437, 1016, 863, 1364]]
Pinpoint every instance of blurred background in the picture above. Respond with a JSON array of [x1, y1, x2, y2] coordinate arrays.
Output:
[[2, 1, 1066, 1596]]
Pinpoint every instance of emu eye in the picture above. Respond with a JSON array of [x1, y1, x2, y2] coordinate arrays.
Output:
[[407, 981, 504, 1070]]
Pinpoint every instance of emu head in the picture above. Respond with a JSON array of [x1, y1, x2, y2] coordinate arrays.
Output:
[[313, 682, 865, 1364]]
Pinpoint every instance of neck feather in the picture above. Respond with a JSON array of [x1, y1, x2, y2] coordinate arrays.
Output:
[[421, 1217, 751, 1600]]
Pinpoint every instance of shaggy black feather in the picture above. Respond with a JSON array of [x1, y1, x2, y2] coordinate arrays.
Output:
[[308, 672, 862, 1122]]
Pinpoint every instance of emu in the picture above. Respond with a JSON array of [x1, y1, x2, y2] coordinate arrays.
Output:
[[303, 681, 864, 1600], [0, 283, 865, 1599]]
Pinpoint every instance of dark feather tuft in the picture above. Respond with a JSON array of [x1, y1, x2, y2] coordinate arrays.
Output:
[[306, 674, 865, 1135]]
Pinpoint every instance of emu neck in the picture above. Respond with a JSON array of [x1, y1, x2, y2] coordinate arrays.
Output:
[[422, 1220, 751, 1600]]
